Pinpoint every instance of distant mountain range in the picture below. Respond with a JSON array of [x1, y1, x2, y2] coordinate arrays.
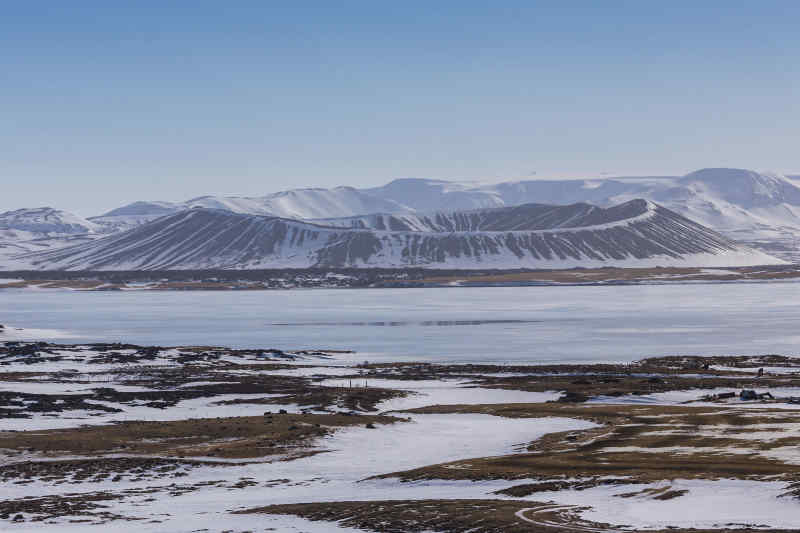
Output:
[[0, 208, 99, 261], [13, 200, 781, 270], [1, 167, 798, 269], [86, 168, 800, 243]]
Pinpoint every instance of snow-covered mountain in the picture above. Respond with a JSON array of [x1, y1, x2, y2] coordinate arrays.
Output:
[[89, 187, 412, 232], [3, 167, 799, 269], [90, 168, 800, 261], [587, 169, 800, 241], [356, 170, 800, 249], [0, 207, 99, 235], [0, 208, 101, 264], [89, 201, 180, 233], [17, 201, 782, 270]]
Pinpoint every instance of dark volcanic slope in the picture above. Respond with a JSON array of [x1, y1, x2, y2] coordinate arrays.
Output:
[[18, 200, 780, 270], [316, 201, 650, 232]]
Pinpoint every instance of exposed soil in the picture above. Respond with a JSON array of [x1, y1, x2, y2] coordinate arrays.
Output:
[[4, 264, 800, 291], [0, 492, 126, 523], [0, 342, 407, 419], [354, 354, 800, 404], [240, 499, 798, 533], [0, 412, 401, 463], [1, 479, 266, 523], [0, 457, 222, 484], [414, 264, 800, 286]]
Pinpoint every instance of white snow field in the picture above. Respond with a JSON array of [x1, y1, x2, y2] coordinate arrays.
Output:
[[2, 405, 597, 531], [535, 478, 800, 531]]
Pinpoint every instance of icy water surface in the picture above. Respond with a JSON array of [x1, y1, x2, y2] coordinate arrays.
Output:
[[2, 283, 800, 364]]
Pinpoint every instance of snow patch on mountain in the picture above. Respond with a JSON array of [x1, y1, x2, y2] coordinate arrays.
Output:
[[93, 188, 412, 232], [0, 208, 103, 267], [0, 207, 99, 235]]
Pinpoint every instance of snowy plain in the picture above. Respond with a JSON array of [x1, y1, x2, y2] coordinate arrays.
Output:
[[2, 391, 597, 531]]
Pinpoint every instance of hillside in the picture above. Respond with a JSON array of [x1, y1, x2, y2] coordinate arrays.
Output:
[[0, 208, 101, 266], [89, 187, 413, 232], [88, 168, 800, 261], [17, 200, 782, 270], [5, 168, 800, 269], [0, 207, 99, 235]]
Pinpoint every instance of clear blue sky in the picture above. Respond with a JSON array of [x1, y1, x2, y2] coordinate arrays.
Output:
[[3, 1, 799, 216]]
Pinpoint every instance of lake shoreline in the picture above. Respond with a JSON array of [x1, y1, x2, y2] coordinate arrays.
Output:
[[3, 263, 800, 292]]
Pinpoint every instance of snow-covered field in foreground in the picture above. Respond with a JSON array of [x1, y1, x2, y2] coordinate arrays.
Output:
[[3, 412, 596, 532], [6, 341, 800, 531], [8, 389, 800, 532], [7, 372, 800, 531]]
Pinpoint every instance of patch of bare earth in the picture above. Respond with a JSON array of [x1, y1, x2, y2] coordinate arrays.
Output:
[[0, 412, 402, 476], [356, 353, 800, 404], [413, 265, 800, 285], [239, 499, 799, 533]]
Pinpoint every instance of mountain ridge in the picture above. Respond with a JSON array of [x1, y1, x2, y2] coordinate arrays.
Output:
[[83, 168, 800, 254], [0, 207, 99, 235], [3, 167, 800, 268], [16, 200, 783, 271]]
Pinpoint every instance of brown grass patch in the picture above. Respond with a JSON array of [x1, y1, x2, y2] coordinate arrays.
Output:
[[238, 498, 799, 533], [0, 412, 402, 461], [411, 265, 800, 286]]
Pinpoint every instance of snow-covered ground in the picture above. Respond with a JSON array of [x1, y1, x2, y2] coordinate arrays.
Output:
[[536, 478, 800, 530], [321, 377, 561, 411], [6, 340, 800, 530], [2, 410, 596, 531]]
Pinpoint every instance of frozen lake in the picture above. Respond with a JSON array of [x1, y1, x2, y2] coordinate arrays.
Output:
[[2, 283, 800, 364]]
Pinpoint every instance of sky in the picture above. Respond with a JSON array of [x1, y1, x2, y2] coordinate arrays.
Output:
[[2, 1, 799, 216]]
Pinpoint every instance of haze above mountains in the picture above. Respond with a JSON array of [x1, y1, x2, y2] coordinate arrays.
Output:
[[2, 167, 799, 270]]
